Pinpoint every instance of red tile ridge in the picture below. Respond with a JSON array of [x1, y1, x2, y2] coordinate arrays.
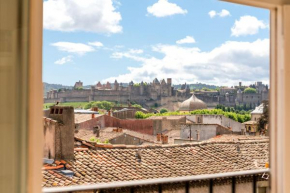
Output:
[[42, 165, 64, 170], [74, 147, 88, 151]]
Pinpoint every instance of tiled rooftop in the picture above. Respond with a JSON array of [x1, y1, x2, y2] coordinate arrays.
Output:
[[208, 134, 268, 142], [42, 139, 269, 188], [75, 127, 182, 144], [147, 116, 186, 120], [75, 114, 103, 124]]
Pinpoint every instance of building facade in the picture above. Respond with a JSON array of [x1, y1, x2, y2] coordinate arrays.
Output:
[[45, 79, 269, 109], [45, 78, 190, 107]]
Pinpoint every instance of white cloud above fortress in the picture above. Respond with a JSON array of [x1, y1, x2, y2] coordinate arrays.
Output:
[[104, 39, 269, 86]]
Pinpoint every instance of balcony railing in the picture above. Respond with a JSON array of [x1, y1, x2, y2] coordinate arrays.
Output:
[[42, 168, 269, 193]]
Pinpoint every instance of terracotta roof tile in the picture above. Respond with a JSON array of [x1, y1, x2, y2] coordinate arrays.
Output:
[[42, 140, 269, 188]]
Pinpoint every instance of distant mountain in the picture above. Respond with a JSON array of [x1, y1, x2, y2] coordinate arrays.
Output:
[[43, 82, 94, 97], [43, 82, 72, 97]]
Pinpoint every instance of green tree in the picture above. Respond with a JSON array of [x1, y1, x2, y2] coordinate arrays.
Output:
[[244, 87, 257, 94], [160, 108, 168, 114], [132, 104, 142, 108], [84, 103, 92, 109], [258, 100, 269, 133]]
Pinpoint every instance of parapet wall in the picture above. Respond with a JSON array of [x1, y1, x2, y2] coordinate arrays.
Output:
[[76, 115, 154, 135]]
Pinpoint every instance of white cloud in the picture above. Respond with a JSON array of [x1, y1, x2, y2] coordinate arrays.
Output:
[[176, 36, 196, 44], [231, 15, 268, 37], [88, 41, 103, 47], [54, 55, 73, 65], [219, 9, 231, 17], [105, 39, 269, 86], [51, 42, 95, 55], [129, 49, 143, 54], [147, 0, 187, 18], [111, 49, 145, 61], [43, 0, 122, 34], [209, 9, 230, 18], [208, 10, 216, 18]]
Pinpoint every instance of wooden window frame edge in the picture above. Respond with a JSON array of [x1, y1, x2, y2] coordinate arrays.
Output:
[[27, 0, 43, 192], [222, 1, 289, 193]]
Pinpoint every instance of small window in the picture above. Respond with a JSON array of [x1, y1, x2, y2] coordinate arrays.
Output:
[[50, 108, 55, 114], [59, 109, 63, 114], [55, 108, 59, 114]]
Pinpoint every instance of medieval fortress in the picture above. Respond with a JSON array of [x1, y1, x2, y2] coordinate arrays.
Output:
[[45, 78, 269, 108]]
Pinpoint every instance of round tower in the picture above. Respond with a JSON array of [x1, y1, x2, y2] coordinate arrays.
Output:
[[140, 81, 144, 95]]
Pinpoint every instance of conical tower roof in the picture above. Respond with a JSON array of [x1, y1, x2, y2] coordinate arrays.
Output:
[[179, 94, 207, 111]]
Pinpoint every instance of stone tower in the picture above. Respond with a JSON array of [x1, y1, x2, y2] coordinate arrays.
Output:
[[237, 89, 243, 103], [167, 78, 172, 86], [140, 81, 144, 95], [114, 80, 119, 90]]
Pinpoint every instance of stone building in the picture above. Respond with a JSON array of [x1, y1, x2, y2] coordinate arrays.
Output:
[[194, 81, 269, 108], [45, 80, 269, 110], [243, 103, 265, 136], [45, 78, 191, 107]]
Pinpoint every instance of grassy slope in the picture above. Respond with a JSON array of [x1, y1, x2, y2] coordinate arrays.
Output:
[[43, 102, 89, 109]]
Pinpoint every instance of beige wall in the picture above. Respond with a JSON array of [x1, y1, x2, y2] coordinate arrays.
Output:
[[43, 119, 57, 159], [236, 182, 252, 193], [213, 184, 231, 193]]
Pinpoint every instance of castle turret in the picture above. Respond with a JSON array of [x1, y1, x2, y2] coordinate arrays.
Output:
[[106, 81, 112, 89], [74, 80, 83, 89], [167, 78, 172, 86], [237, 89, 243, 103], [153, 78, 160, 85], [128, 81, 134, 92], [186, 85, 190, 95], [114, 80, 119, 90], [140, 81, 144, 95], [96, 81, 102, 89]]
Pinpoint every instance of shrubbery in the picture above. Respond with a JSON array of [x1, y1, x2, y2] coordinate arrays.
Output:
[[84, 101, 113, 111], [89, 137, 110, 144], [160, 108, 168, 114], [244, 87, 257, 94], [135, 109, 250, 123], [132, 104, 142, 108]]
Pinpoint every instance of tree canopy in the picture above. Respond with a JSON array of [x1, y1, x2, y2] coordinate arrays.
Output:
[[244, 87, 257, 94], [135, 109, 250, 123]]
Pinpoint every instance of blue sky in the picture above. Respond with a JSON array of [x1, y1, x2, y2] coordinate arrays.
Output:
[[43, 0, 269, 86]]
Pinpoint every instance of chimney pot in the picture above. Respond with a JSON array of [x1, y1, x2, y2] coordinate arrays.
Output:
[[196, 130, 200, 141]]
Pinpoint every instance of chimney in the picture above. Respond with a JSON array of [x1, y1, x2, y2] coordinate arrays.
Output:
[[44, 106, 75, 160], [196, 130, 200, 141], [92, 113, 95, 119], [239, 82, 242, 87], [108, 110, 111, 116], [94, 126, 100, 137], [157, 133, 161, 141], [161, 134, 168, 144], [91, 107, 99, 112]]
